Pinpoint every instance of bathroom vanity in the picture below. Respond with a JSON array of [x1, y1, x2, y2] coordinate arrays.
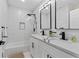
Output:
[[30, 0, 79, 58], [30, 34, 79, 58]]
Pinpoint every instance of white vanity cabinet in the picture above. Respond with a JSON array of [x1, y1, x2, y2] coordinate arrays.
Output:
[[30, 35, 76, 58]]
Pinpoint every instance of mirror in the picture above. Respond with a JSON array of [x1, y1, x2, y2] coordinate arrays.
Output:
[[69, 0, 79, 29], [56, 0, 69, 29], [40, 4, 52, 30], [56, 0, 79, 29]]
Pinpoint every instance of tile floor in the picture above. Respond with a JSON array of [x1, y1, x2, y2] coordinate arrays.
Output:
[[7, 51, 32, 58]]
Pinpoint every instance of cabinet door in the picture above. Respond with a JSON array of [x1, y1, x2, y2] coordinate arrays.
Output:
[[39, 41, 55, 58], [30, 38, 37, 58], [38, 46, 45, 58], [34, 39, 40, 58], [36, 40, 44, 58], [30, 38, 39, 58]]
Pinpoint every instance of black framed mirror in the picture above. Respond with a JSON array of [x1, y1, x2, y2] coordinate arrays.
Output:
[[55, 0, 69, 30], [69, 0, 79, 29], [55, 0, 79, 30], [40, 3, 52, 30]]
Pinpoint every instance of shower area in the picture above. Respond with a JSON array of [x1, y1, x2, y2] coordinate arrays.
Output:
[[0, 0, 40, 58]]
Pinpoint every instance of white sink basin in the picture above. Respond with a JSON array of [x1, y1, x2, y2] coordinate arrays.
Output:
[[32, 34, 49, 41], [45, 37, 59, 43]]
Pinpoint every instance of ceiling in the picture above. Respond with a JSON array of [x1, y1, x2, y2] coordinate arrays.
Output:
[[8, 0, 79, 12], [7, 0, 45, 12]]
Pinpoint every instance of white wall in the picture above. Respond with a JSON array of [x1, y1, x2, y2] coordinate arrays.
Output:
[[0, 0, 8, 26], [0, 0, 8, 43], [6, 6, 34, 49]]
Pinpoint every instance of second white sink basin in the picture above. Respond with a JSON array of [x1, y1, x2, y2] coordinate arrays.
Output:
[[45, 37, 59, 43]]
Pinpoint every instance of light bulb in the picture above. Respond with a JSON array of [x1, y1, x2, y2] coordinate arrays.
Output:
[[21, 0, 25, 2]]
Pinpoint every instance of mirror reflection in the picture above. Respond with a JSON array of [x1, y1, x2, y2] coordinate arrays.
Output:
[[56, 0, 79, 29], [40, 4, 51, 30], [69, 0, 79, 29]]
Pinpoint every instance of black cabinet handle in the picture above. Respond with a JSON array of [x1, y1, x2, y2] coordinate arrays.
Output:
[[47, 54, 53, 58], [32, 42, 34, 48], [47, 54, 50, 58]]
